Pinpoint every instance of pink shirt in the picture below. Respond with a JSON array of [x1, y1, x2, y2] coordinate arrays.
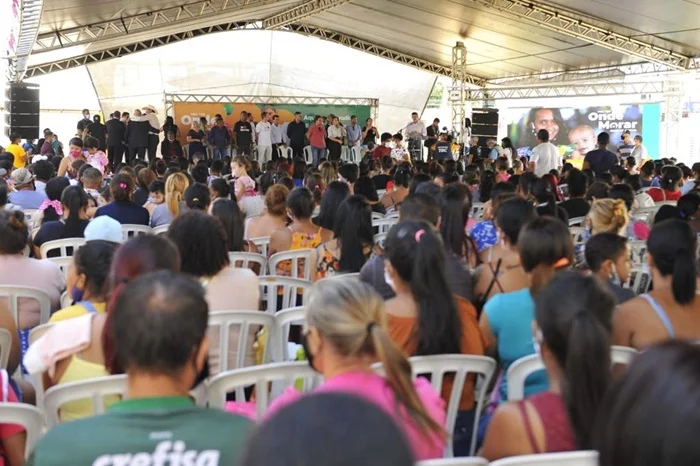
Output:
[[497, 172, 511, 183], [308, 124, 327, 149], [227, 371, 446, 460]]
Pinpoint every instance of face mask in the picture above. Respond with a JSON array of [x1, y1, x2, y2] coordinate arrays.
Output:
[[70, 149, 82, 158], [610, 264, 622, 286], [70, 286, 85, 303], [384, 269, 395, 291], [301, 333, 318, 372]]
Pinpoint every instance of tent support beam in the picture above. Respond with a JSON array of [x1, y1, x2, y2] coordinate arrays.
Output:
[[26, 21, 489, 88], [469, 81, 665, 100], [467, 0, 697, 70], [263, 0, 351, 29]]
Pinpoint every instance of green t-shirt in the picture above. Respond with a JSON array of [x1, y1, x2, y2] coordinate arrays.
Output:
[[27, 396, 253, 466]]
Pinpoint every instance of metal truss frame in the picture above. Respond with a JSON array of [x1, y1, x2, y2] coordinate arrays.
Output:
[[26, 20, 488, 87], [165, 93, 380, 121], [283, 24, 487, 86], [467, 0, 697, 70], [468, 81, 665, 100], [663, 81, 684, 157], [32, 0, 277, 53], [25, 22, 261, 78], [488, 62, 692, 86], [450, 42, 468, 134], [263, 0, 351, 29]]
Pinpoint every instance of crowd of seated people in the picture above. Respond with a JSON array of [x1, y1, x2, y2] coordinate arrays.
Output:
[[0, 126, 699, 466]]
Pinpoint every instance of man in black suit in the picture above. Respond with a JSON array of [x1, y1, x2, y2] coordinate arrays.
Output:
[[106, 111, 126, 172]]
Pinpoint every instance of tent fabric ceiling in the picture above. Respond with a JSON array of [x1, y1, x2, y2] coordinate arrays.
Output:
[[33, 0, 700, 81]]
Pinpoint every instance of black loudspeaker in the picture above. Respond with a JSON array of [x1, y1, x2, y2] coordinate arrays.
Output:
[[4, 82, 40, 140], [471, 108, 499, 138]]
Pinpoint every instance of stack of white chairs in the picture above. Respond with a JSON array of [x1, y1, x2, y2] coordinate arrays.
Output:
[[351, 146, 362, 163], [471, 203, 486, 220], [250, 236, 271, 257], [624, 266, 652, 295], [121, 224, 151, 242], [228, 252, 268, 274], [372, 217, 399, 235]]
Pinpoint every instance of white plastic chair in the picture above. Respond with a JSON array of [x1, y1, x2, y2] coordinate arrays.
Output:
[[278, 146, 293, 161], [401, 355, 496, 457], [471, 203, 486, 219], [228, 252, 268, 274], [417, 458, 488, 466], [371, 211, 385, 221], [258, 276, 312, 314], [208, 311, 276, 376], [372, 217, 398, 235], [206, 362, 322, 416], [0, 404, 45, 460], [23, 209, 38, 224], [316, 272, 360, 284], [59, 291, 72, 309], [624, 266, 652, 295], [628, 240, 647, 266], [28, 323, 53, 346], [303, 145, 313, 165], [0, 328, 11, 369], [507, 346, 638, 401], [384, 211, 400, 220], [340, 146, 349, 161], [43, 374, 128, 427], [39, 238, 86, 259], [568, 217, 585, 228], [374, 232, 387, 249], [274, 307, 305, 362], [152, 224, 170, 235], [0, 286, 52, 326], [570, 227, 585, 245], [27, 323, 54, 408], [489, 451, 598, 466], [121, 224, 152, 241], [269, 249, 315, 281], [250, 236, 271, 257]]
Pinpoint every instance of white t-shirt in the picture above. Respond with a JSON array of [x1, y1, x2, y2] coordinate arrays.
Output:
[[530, 142, 561, 177], [631, 145, 648, 165], [256, 121, 272, 147]]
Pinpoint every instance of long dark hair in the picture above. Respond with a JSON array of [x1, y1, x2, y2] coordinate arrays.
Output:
[[334, 195, 374, 273], [61, 186, 88, 237], [535, 271, 614, 449], [316, 181, 350, 229], [479, 170, 496, 203], [384, 221, 461, 355], [496, 197, 538, 245], [439, 183, 471, 259], [211, 199, 245, 252], [594, 342, 700, 466], [648, 219, 697, 305], [43, 177, 70, 224], [532, 178, 558, 217]]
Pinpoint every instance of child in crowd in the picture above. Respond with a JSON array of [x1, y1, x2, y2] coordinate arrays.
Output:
[[584, 233, 636, 304], [84, 137, 109, 175], [434, 133, 452, 161], [80, 167, 106, 207], [231, 156, 263, 218], [144, 179, 165, 216], [495, 157, 510, 183], [209, 159, 224, 183]]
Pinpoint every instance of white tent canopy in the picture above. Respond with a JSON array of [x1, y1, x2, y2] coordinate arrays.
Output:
[[27, 30, 438, 134]]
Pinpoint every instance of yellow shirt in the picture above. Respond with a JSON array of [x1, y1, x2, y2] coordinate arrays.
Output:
[[6, 144, 26, 168], [49, 301, 107, 323]]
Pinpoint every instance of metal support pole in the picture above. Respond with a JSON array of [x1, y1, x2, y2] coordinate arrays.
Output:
[[663, 81, 684, 158], [450, 42, 467, 137]]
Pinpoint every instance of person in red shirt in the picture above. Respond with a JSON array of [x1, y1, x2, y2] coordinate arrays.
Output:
[[372, 132, 393, 160], [0, 370, 25, 466], [648, 166, 683, 203], [307, 116, 327, 167]]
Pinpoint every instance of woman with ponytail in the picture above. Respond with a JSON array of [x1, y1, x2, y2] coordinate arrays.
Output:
[[315, 181, 350, 243], [613, 219, 700, 349], [94, 173, 149, 226], [25, 235, 181, 420], [151, 172, 189, 227], [482, 271, 614, 459], [383, 220, 485, 456], [234, 279, 446, 460], [34, 185, 90, 258], [480, 217, 574, 411]]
